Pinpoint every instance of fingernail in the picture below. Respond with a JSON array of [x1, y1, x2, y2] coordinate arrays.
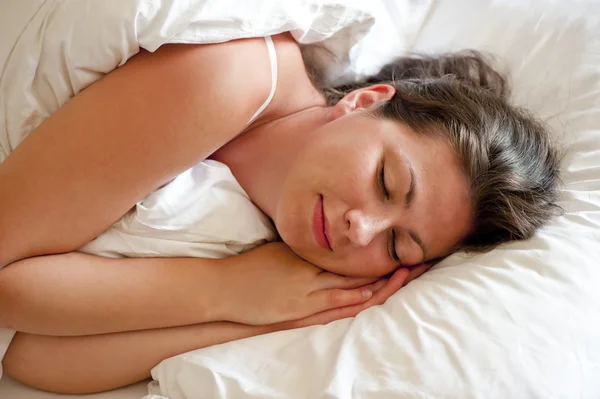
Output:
[[362, 289, 372, 298]]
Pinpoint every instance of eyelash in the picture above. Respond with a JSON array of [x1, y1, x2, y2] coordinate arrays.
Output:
[[389, 229, 400, 263], [379, 163, 390, 199], [379, 163, 400, 262]]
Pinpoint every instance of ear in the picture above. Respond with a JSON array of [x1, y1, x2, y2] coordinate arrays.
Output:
[[331, 84, 396, 119]]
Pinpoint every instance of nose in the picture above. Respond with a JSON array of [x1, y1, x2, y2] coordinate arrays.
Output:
[[344, 208, 390, 247]]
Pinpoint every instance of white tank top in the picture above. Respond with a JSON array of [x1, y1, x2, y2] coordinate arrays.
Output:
[[78, 36, 280, 259], [247, 36, 278, 125]]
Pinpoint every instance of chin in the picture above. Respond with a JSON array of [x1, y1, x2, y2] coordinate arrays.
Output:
[[284, 243, 326, 270], [287, 243, 315, 262], [296, 251, 339, 274]]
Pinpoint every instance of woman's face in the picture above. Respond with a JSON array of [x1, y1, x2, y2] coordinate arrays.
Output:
[[273, 105, 473, 277]]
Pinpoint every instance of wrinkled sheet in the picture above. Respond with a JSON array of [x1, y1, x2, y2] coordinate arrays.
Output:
[[149, 1, 600, 398], [3, 0, 600, 398], [0, 0, 375, 387]]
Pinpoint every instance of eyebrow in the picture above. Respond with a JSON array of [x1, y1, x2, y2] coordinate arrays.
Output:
[[401, 158, 428, 264]]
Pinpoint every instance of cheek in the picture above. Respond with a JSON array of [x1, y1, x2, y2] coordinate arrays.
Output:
[[313, 148, 379, 199], [274, 187, 307, 245], [337, 246, 397, 277]]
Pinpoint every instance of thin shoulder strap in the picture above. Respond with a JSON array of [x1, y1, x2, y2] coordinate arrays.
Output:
[[246, 36, 278, 125]]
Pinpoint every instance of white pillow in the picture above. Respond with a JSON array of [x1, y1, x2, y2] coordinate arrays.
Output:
[[0, 0, 372, 380], [149, 1, 600, 398], [0, 0, 375, 162]]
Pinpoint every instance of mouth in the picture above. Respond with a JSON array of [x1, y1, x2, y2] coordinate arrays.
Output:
[[312, 195, 333, 251]]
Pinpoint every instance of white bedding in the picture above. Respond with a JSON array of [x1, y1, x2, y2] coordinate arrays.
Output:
[[1, 0, 600, 398], [0, 0, 374, 263], [149, 1, 600, 398], [0, 0, 374, 161], [0, 0, 377, 396]]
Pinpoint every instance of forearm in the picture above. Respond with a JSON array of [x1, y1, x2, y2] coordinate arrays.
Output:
[[4, 321, 278, 395], [0, 252, 231, 336]]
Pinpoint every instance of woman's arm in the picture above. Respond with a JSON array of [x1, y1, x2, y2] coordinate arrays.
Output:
[[0, 244, 380, 336], [0, 38, 272, 268], [4, 322, 278, 395], [0, 252, 227, 335], [3, 266, 422, 395]]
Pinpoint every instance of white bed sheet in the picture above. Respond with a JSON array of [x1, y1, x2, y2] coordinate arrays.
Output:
[[0, 0, 377, 397], [3, 0, 600, 398], [149, 0, 600, 398]]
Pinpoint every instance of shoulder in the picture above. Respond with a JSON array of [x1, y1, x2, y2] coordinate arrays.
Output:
[[141, 33, 310, 128], [100, 34, 311, 137], [120, 36, 284, 126]]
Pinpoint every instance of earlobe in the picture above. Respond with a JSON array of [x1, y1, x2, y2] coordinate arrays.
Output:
[[331, 99, 356, 120]]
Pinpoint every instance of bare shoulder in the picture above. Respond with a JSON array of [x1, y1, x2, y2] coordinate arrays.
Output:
[[0, 36, 283, 263], [124, 36, 275, 119], [252, 33, 322, 124]]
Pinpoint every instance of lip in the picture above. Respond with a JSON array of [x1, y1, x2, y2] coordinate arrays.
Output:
[[312, 195, 332, 251]]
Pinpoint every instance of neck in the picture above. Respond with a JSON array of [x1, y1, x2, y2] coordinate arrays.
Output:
[[211, 105, 332, 219], [210, 33, 332, 218]]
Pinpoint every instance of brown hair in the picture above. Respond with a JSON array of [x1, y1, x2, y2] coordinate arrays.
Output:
[[310, 50, 561, 252]]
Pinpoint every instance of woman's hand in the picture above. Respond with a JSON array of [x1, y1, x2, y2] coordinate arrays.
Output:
[[2, 253, 429, 394], [220, 242, 381, 325], [276, 263, 431, 330]]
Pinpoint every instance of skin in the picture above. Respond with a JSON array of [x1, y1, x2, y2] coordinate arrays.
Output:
[[213, 86, 474, 277], [1, 33, 472, 393]]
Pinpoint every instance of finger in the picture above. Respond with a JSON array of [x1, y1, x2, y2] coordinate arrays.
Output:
[[312, 270, 407, 321], [285, 303, 360, 329], [308, 286, 373, 315], [359, 278, 389, 294], [288, 279, 391, 328], [316, 272, 379, 290], [403, 264, 432, 286], [367, 268, 410, 306], [335, 269, 409, 312], [293, 270, 411, 329]]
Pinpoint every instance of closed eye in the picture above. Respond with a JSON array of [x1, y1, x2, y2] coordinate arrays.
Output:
[[379, 162, 390, 199], [388, 229, 400, 262], [380, 162, 399, 262]]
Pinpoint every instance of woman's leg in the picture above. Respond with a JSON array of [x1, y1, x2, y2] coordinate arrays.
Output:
[[3, 322, 274, 394]]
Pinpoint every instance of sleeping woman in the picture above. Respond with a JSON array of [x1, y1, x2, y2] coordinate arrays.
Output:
[[0, 33, 560, 393]]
